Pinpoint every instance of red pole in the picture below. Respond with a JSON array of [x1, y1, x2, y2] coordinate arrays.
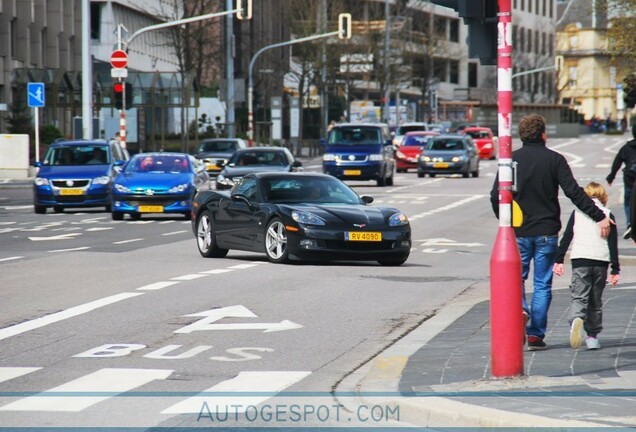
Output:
[[490, 0, 524, 377]]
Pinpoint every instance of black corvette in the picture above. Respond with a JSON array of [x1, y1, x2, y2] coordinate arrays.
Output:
[[191, 172, 411, 265]]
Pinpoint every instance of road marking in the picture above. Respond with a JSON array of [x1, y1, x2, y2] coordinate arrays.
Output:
[[175, 305, 303, 334], [0, 222, 17, 225], [171, 274, 207, 281], [0, 292, 144, 342], [113, 238, 143, 244], [0, 368, 172, 412], [86, 227, 113, 232], [418, 238, 484, 248], [0, 367, 41, 383], [48, 246, 91, 253], [137, 281, 180, 291], [228, 263, 259, 269], [0, 256, 23, 262], [200, 268, 234, 274], [161, 371, 311, 414], [28, 233, 82, 241], [162, 230, 188, 236], [409, 195, 484, 221], [159, 221, 175, 224]]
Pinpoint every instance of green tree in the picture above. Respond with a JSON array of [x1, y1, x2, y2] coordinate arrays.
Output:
[[5, 99, 33, 135], [606, 0, 636, 68]]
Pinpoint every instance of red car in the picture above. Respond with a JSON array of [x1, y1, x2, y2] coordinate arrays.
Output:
[[463, 127, 497, 160], [394, 131, 439, 173]]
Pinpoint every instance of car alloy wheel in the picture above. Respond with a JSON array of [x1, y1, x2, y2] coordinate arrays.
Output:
[[265, 218, 289, 263], [196, 210, 228, 258]]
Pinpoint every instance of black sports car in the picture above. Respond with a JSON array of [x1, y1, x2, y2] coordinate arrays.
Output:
[[191, 172, 411, 265]]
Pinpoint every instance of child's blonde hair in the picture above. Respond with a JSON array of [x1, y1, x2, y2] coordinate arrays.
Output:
[[584, 181, 608, 205]]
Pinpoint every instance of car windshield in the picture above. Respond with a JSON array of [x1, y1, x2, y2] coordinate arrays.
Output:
[[229, 151, 287, 166], [44, 145, 110, 166], [262, 177, 361, 205], [198, 140, 237, 152], [397, 125, 426, 135], [427, 139, 466, 151], [328, 126, 383, 145], [465, 130, 490, 139], [403, 135, 433, 146], [126, 155, 190, 174]]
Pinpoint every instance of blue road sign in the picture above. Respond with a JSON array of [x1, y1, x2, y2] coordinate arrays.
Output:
[[27, 82, 45, 108]]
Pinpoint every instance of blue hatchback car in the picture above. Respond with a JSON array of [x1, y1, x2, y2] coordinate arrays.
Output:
[[33, 139, 129, 214], [111, 152, 210, 220]]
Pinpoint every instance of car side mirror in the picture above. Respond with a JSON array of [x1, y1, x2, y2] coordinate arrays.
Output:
[[361, 196, 374, 204], [319, 138, 327, 146], [33, 161, 42, 168]]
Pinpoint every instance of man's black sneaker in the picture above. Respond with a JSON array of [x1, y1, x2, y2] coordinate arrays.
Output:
[[527, 336, 547, 351], [623, 225, 632, 240]]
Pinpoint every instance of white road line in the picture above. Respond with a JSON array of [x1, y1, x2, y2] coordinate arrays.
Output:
[[161, 371, 311, 414], [200, 268, 235, 275], [0, 256, 23, 262], [409, 195, 484, 220], [86, 227, 113, 232], [0, 368, 172, 412], [0, 222, 17, 225], [29, 233, 83, 241], [137, 281, 181, 291], [162, 230, 187, 236], [228, 263, 259, 269], [0, 292, 144, 342], [113, 238, 143, 244], [171, 274, 207, 281], [159, 221, 175, 224], [0, 367, 41, 384], [48, 246, 91, 253]]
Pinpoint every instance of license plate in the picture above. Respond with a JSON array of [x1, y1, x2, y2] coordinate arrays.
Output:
[[344, 169, 361, 176], [138, 205, 164, 213], [345, 231, 382, 242], [433, 162, 449, 168], [206, 163, 221, 171], [59, 188, 84, 196]]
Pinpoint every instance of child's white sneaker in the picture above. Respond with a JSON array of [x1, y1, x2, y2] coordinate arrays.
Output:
[[585, 336, 601, 350], [570, 317, 584, 349]]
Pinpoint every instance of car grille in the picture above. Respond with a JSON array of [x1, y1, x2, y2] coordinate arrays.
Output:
[[121, 194, 190, 206], [335, 154, 368, 163], [50, 193, 108, 203], [52, 179, 91, 188]]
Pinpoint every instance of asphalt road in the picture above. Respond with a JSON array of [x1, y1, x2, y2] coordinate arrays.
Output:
[[0, 135, 632, 428]]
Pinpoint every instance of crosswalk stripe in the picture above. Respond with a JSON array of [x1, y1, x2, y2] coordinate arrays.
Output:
[[161, 371, 311, 414], [0, 368, 172, 412], [0, 367, 41, 383]]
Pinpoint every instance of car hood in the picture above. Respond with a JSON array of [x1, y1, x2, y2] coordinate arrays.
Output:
[[37, 165, 111, 178], [196, 151, 233, 159], [284, 203, 400, 226], [221, 166, 290, 177], [115, 172, 192, 189]]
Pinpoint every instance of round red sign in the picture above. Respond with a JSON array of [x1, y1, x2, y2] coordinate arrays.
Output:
[[110, 50, 128, 69]]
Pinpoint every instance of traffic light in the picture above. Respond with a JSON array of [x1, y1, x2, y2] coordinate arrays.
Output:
[[430, 0, 498, 65], [112, 81, 133, 110], [339, 13, 352, 39]]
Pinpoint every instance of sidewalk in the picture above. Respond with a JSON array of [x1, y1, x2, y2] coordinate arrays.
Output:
[[339, 280, 636, 428]]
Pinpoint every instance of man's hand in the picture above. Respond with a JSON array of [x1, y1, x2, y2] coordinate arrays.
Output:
[[609, 274, 620, 286], [597, 216, 613, 239], [553, 263, 564, 276]]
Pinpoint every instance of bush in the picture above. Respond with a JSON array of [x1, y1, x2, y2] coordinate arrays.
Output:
[[40, 124, 63, 145]]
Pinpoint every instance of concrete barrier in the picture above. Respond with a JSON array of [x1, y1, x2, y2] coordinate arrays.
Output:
[[0, 134, 30, 178]]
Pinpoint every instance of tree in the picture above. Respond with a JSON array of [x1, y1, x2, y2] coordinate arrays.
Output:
[[606, 0, 636, 69], [5, 98, 33, 135]]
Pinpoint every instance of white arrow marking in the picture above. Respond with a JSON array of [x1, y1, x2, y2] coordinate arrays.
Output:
[[28, 233, 82, 241], [175, 305, 303, 334], [417, 238, 483, 248]]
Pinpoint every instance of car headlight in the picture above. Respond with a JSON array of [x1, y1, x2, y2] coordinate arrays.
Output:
[[389, 212, 409, 226], [452, 156, 467, 163], [291, 210, 326, 226], [216, 174, 234, 186], [114, 184, 131, 193], [395, 150, 406, 159], [323, 153, 336, 162], [369, 154, 383, 161], [168, 183, 190, 193], [421, 156, 431, 162], [34, 177, 49, 186], [93, 176, 111, 185]]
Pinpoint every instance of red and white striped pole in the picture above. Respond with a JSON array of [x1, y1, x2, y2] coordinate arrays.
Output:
[[490, 0, 523, 377], [119, 110, 127, 150]]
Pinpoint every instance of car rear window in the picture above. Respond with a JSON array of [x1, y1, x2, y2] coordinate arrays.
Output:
[[230, 152, 287, 166], [397, 125, 427, 135], [465, 131, 490, 139], [198, 141, 237, 152], [428, 139, 466, 151], [403, 135, 433, 146]]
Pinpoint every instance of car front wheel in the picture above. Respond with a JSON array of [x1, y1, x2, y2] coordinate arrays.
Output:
[[196, 210, 228, 258], [34, 205, 46, 214], [265, 218, 290, 263]]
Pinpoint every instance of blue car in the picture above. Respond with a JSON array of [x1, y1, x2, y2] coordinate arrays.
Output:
[[33, 139, 129, 214], [111, 152, 210, 220]]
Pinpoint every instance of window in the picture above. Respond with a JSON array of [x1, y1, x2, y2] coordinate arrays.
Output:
[[512, 67, 518, 91], [568, 65, 577, 88], [449, 60, 459, 84], [449, 19, 459, 42], [543, 0, 547, 16], [549, 34, 554, 56], [90, 2, 101, 40], [521, 0, 525, 10], [512, 25, 517, 46], [549, 0, 554, 18], [527, 28, 532, 52], [433, 59, 446, 82], [519, 27, 525, 52], [468, 63, 478, 87], [534, 31, 539, 54], [234, 177, 258, 201], [434, 17, 446, 39], [10, 18, 18, 59], [541, 32, 546, 55], [529, 0, 532, 12]]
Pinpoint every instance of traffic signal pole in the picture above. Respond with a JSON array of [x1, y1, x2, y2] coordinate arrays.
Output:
[[490, 0, 524, 377]]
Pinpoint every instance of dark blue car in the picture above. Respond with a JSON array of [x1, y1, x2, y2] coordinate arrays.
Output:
[[111, 152, 210, 220], [33, 139, 129, 214]]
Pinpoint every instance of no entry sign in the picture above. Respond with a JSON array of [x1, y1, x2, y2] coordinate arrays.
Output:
[[110, 50, 128, 69]]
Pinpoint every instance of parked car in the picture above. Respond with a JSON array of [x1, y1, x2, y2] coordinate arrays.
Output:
[[462, 127, 498, 160], [391, 122, 432, 146], [192, 172, 411, 265], [33, 139, 129, 214], [215, 147, 302, 190], [111, 152, 210, 220], [394, 131, 439, 173], [322, 123, 395, 187], [417, 135, 480, 178], [194, 138, 247, 175]]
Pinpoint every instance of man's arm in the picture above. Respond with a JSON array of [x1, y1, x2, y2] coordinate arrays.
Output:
[[555, 211, 575, 264], [608, 213, 620, 275], [606, 149, 625, 185]]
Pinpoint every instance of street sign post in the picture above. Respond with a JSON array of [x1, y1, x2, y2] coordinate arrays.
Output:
[[110, 50, 128, 69], [27, 83, 45, 163]]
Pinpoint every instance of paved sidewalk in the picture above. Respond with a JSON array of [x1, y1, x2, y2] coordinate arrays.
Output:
[[339, 280, 636, 428]]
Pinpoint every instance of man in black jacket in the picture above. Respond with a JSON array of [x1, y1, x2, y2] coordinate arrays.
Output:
[[606, 124, 636, 239], [490, 114, 611, 351]]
